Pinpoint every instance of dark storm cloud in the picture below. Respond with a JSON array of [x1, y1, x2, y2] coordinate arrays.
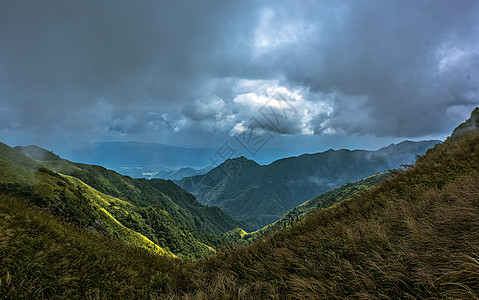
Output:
[[0, 1, 250, 98], [0, 1, 254, 125], [272, 0, 479, 136], [0, 0, 478, 145]]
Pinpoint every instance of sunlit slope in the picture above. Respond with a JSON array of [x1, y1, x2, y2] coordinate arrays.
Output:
[[0, 142, 175, 255], [0, 193, 187, 299], [63, 175, 215, 257], [0, 143, 216, 257], [0, 142, 114, 232], [63, 175, 173, 256], [16, 145, 244, 235]]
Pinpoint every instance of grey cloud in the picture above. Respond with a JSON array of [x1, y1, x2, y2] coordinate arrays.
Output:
[[0, 1, 256, 126], [273, 0, 479, 137]]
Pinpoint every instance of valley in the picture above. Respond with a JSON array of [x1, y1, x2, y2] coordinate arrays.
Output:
[[0, 108, 478, 298], [177, 140, 438, 229]]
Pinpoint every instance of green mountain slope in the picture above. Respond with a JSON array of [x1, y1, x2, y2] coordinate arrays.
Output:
[[0, 142, 173, 256], [15, 145, 244, 235], [244, 172, 391, 241], [0, 193, 188, 299], [0, 143, 227, 257], [178, 140, 438, 229], [63, 175, 214, 257]]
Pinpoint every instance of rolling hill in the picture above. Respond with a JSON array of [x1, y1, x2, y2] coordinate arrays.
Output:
[[14, 145, 245, 235], [177, 140, 439, 229], [0, 142, 174, 256], [0, 143, 244, 258]]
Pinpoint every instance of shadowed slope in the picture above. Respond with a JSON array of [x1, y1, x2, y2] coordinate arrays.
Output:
[[178, 140, 438, 229]]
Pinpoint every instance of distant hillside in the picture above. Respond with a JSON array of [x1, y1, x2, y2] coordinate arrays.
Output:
[[177, 140, 439, 229], [56, 141, 217, 178]]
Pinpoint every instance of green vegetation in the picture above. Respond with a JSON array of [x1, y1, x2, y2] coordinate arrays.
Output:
[[0, 193, 187, 299], [1, 108, 477, 298], [0, 143, 228, 258], [243, 172, 391, 242], [16, 145, 244, 235], [63, 175, 213, 258], [178, 140, 438, 229], [0, 142, 112, 231]]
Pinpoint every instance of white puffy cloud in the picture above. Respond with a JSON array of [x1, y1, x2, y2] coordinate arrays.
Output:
[[227, 80, 334, 135]]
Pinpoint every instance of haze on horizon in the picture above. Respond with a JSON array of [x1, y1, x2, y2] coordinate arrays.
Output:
[[1, 0, 478, 166]]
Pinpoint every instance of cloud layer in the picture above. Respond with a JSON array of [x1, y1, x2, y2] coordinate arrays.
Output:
[[1, 0, 478, 147]]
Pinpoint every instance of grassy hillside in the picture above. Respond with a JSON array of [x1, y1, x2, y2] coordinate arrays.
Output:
[[0, 193, 188, 299], [176, 130, 479, 298], [63, 175, 214, 258], [15, 145, 244, 235], [0, 142, 113, 232], [0, 143, 223, 258], [140, 178, 247, 234], [178, 140, 438, 229]]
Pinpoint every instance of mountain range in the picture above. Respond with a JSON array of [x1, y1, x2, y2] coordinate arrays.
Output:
[[1, 108, 478, 299], [56, 141, 217, 178], [177, 139, 439, 229]]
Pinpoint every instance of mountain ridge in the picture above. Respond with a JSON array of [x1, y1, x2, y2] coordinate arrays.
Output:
[[0, 143, 246, 257], [177, 139, 440, 229], [15, 145, 245, 235]]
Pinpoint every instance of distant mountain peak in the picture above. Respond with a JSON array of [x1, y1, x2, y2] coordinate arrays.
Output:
[[378, 140, 440, 152], [222, 156, 259, 165], [229, 155, 251, 161]]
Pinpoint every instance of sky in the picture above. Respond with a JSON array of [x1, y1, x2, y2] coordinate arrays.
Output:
[[1, 0, 478, 166]]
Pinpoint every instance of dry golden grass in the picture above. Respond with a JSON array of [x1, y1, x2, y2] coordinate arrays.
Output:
[[170, 131, 479, 299]]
